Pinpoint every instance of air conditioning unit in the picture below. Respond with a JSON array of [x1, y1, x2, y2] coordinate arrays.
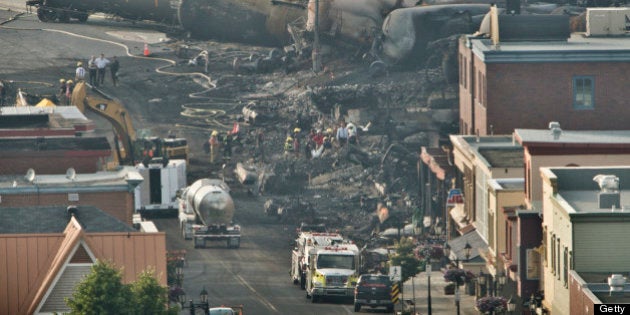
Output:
[[586, 8, 630, 36]]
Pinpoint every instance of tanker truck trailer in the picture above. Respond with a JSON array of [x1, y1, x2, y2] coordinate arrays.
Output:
[[178, 178, 241, 248]]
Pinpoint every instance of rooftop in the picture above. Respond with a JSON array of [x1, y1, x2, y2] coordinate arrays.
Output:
[[544, 166, 630, 214], [579, 272, 630, 304], [489, 178, 524, 191], [0, 205, 135, 233], [514, 129, 630, 147], [0, 105, 93, 131], [469, 33, 630, 63], [450, 135, 523, 168], [0, 166, 143, 192]]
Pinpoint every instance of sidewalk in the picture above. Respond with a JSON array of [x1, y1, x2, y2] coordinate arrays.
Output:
[[399, 270, 478, 315]]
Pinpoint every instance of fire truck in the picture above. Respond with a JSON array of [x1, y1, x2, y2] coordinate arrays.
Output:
[[291, 232, 344, 289], [291, 232, 360, 302]]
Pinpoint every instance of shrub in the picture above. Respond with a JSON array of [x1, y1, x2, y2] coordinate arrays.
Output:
[[476, 296, 508, 313]]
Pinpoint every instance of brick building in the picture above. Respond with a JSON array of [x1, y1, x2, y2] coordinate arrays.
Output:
[[0, 167, 142, 225], [459, 13, 630, 136]]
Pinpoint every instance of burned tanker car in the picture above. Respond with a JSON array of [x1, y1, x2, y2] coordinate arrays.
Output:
[[25, 0, 305, 45]]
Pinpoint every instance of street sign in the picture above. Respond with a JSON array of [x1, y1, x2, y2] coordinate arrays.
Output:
[[446, 188, 464, 207], [389, 265, 401, 282]]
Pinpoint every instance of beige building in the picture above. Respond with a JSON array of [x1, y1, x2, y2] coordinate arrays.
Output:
[[449, 135, 523, 276], [514, 126, 630, 211], [541, 166, 630, 315], [487, 178, 524, 275]]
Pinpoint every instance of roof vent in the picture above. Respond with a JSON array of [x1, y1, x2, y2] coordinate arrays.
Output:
[[608, 274, 626, 295], [549, 122, 562, 140], [66, 205, 78, 218], [25, 168, 36, 183], [594, 174, 620, 209]]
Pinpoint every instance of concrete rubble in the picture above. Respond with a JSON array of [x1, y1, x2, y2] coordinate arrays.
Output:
[[167, 36, 461, 255]]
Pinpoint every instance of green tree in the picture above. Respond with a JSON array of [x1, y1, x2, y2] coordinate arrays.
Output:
[[66, 260, 132, 315], [389, 237, 422, 283], [66, 260, 176, 315], [130, 269, 170, 315]]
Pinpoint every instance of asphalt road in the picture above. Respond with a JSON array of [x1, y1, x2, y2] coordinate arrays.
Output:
[[0, 4, 361, 314]]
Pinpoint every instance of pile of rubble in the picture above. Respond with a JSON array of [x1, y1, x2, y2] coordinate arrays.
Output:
[[192, 45, 460, 246]]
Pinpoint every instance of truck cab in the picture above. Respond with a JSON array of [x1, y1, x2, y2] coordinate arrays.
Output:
[[305, 243, 360, 303], [353, 274, 394, 313]]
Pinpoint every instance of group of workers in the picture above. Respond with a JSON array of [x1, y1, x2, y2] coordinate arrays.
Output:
[[284, 120, 360, 159], [207, 122, 241, 163], [58, 53, 120, 105]]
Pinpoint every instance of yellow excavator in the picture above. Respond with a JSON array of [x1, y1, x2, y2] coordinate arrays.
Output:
[[70, 81, 189, 168]]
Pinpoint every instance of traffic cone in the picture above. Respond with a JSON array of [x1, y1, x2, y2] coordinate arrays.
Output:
[[143, 43, 150, 57]]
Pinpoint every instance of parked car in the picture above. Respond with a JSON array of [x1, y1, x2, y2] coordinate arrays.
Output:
[[354, 274, 394, 313]]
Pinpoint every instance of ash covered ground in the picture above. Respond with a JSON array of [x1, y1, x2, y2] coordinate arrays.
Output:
[[140, 36, 460, 247]]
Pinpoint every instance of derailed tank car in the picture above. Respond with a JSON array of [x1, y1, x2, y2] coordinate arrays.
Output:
[[25, 0, 179, 23], [379, 4, 491, 65], [26, 0, 305, 46]]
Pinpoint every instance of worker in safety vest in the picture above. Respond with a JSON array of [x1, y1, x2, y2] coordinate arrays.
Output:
[[284, 135, 294, 158]]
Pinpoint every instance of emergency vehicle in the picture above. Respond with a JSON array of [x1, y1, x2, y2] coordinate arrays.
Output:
[[291, 232, 345, 289], [292, 232, 360, 302]]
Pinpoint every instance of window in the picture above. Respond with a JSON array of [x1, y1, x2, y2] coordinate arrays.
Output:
[[562, 247, 569, 288], [551, 235, 556, 275], [542, 227, 548, 266], [557, 238, 561, 280], [573, 76, 594, 109]]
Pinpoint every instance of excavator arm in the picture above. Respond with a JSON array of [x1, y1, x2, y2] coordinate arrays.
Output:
[[70, 82, 136, 166]]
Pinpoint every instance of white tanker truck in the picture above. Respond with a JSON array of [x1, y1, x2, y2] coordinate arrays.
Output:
[[178, 179, 241, 248]]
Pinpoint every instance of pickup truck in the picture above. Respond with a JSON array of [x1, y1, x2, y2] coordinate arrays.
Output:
[[353, 274, 394, 313]]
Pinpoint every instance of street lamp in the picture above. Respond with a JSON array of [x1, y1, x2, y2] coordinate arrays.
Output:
[[175, 263, 184, 287], [495, 272, 506, 296], [478, 270, 487, 297], [178, 287, 210, 315], [464, 242, 472, 262]]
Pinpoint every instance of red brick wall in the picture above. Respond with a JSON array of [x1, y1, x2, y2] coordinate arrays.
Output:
[[0, 191, 133, 225], [459, 38, 474, 135], [570, 272, 596, 315], [459, 43, 630, 136], [0, 156, 103, 175], [486, 62, 630, 135]]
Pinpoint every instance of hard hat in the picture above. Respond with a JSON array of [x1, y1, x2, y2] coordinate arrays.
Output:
[[326, 128, 333, 134], [59, 78, 66, 83], [287, 136, 293, 141], [77, 61, 83, 67], [211, 130, 218, 136], [294, 128, 301, 133], [67, 80, 73, 84]]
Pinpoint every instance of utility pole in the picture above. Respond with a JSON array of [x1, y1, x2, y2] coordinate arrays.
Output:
[[427, 263, 432, 315], [312, 0, 322, 73]]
